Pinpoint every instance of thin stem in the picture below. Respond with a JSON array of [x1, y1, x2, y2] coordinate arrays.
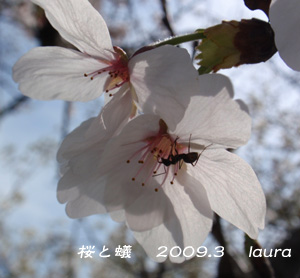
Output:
[[151, 31, 206, 47], [198, 66, 213, 75]]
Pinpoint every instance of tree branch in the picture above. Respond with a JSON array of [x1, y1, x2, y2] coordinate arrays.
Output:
[[160, 0, 175, 36], [0, 96, 29, 118]]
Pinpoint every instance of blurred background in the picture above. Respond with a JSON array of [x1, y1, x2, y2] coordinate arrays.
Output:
[[0, 0, 300, 277]]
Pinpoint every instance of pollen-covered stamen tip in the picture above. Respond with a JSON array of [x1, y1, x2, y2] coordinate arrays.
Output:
[[83, 46, 130, 95], [83, 69, 108, 80]]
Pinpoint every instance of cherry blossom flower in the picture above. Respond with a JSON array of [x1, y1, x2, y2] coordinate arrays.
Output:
[[269, 0, 300, 71], [12, 0, 198, 110], [57, 74, 266, 263]]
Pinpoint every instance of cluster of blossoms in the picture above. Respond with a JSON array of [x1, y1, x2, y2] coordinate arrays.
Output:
[[13, 0, 299, 263]]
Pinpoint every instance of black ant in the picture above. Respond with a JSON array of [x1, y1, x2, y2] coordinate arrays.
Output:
[[157, 135, 211, 169]]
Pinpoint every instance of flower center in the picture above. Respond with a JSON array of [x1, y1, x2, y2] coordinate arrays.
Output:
[[126, 120, 188, 192], [83, 46, 130, 96]]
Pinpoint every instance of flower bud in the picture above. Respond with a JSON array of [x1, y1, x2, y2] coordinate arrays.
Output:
[[196, 18, 277, 73], [244, 0, 271, 16]]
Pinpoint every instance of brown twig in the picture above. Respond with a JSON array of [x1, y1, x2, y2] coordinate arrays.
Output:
[[160, 0, 175, 36], [212, 215, 246, 278], [0, 95, 29, 118]]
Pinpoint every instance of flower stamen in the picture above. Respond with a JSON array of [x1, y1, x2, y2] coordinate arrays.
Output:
[[125, 122, 211, 193], [83, 46, 129, 95], [126, 123, 181, 191]]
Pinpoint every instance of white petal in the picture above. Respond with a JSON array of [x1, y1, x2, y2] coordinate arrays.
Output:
[[57, 143, 108, 218], [270, 0, 300, 71], [97, 115, 162, 212], [65, 179, 107, 218], [32, 0, 114, 58], [129, 45, 199, 130], [134, 181, 213, 263], [110, 210, 125, 222], [57, 117, 104, 165], [99, 114, 161, 175], [172, 74, 251, 149], [13, 47, 109, 101], [60, 115, 159, 216], [57, 135, 107, 218], [187, 149, 266, 238], [57, 86, 133, 166], [57, 89, 133, 217], [100, 168, 146, 212], [101, 85, 134, 134], [58, 139, 107, 217], [99, 142, 160, 212], [125, 186, 172, 232], [57, 147, 107, 218], [176, 169, 213, 220], [57, 144, 106, 206]]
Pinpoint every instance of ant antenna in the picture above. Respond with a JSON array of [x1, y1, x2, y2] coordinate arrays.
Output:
[[193, 143, 213, 166]]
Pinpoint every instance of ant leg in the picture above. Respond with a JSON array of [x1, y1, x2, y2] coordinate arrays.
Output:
[[152, 165, 167, 177], [172, 137, 179, 156], [193, 143, 213, 166], [179, 158, 184, 169], [156, 148, 172, 164], [188, 134, 192, 153]]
